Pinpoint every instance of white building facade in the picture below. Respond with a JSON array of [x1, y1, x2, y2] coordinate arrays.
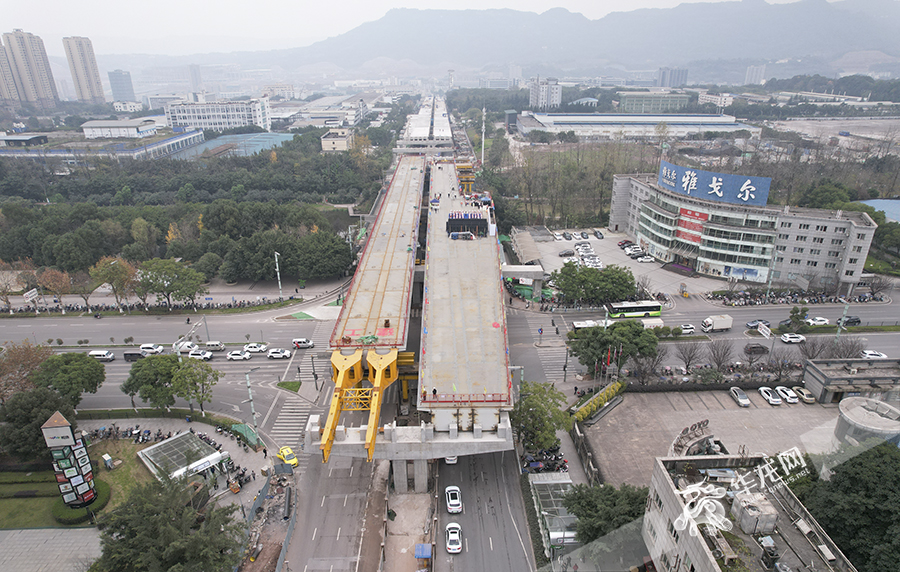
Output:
[[165, 98, 271, 131], [81, 118, 157, 139], [529, 77, 562, 109]]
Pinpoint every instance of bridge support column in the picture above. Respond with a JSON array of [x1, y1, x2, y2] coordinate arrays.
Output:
[[392, 460, 408, 494], [413, 459, 428, 494]]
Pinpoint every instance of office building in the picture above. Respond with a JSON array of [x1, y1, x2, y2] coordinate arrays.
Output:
[[188, 64, 203, 93], [802, 359, 900, 405], [63, 36, 104, 105], [165, 98, 271, 131], [619, 92, 689, 113], [657, 67, 688, 88], [609, 162, 876, 296], [745, 64, 767, 86], [109, 69, 136, 102], [0, 29, 58, 109], [529, 77, 561, 109], [644, 454, 855, 572], [697, 93, 734, 107], [320, 128, 355, 152], [113, 101, 143, 113], [516, 112, 758, 140]]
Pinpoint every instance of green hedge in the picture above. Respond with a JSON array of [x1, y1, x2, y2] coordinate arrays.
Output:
[[51, 479, 111, 525], [520, 474, 550, 569], [574, 381, 625, 422]]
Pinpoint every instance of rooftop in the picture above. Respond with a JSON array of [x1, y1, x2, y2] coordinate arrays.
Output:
[[656, 455, 857, 572]]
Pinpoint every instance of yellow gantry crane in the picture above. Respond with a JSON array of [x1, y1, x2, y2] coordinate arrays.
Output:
[[321, 348, 408, 463]]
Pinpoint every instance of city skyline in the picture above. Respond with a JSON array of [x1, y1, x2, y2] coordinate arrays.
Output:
[[8, 0, 822, 56]]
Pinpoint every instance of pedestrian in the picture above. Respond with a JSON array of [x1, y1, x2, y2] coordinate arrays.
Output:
[[574, 386, 578, 395], [432, 387, 437, 397], [252, 470, 256, 481], [263, 448, 267, 459]]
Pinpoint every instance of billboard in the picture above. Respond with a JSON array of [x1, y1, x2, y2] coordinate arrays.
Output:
[[658, 161, 770, 207], [676, 208, 707, 243]]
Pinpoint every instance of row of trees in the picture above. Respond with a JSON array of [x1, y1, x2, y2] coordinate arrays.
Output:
[[0, 200, 354, 284], [550, 263, 637, 305]]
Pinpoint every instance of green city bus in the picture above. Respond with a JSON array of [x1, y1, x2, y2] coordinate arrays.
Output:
[[606, 300, 662, 318]]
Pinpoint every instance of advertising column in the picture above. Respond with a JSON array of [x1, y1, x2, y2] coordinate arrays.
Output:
[[41, 411, 96, 509]]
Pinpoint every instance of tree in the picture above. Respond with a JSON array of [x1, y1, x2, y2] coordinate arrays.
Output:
[[194, 252, 223, 282], [0, 340, 52, 403], [172, 359, 222, 415], [37, 268, 70, 313], [783, 306, 809, 332], [827, 336, 865, 359], [866, 274, 892, 296], [89, 256, 135, 311], [96, 476, 243, 572], [798, 336, 830, 361], [562, 482, 648, 544], [0, 387, 76, 461], [140, 258, 208, 308], [799, 442, 900, 572], [69, 271, 96, 308], [31, 353, 104, 410], [510, 381, 572, 450], [628, 344, 669, 385], [121, 355, 180, 410], [766, 347, 797, 382], [568, 320, 658, 372], [706, 338, 734, 371], [674, 341, 705, 372]]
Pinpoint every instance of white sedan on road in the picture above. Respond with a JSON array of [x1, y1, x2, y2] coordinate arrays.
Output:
[[226, 350, 252, 361], [445, 523, 462, 554], [267, 348, 292, 359], [859, 350, 888, 359], [244, 343, 268, 353], [780, 333, 806, 344], [804, 317, 829, 326]]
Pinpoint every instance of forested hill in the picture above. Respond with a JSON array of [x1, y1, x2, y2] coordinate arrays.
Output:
[[764, 74, 900, 101]]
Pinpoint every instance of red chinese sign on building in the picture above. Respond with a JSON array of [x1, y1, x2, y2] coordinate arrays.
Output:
[[675, 208, 708, 244]]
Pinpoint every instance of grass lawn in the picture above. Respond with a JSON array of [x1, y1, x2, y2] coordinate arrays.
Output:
[[277, 381, 300, 392], [0, 497, 59, 528], [87, 440, 154, 511]]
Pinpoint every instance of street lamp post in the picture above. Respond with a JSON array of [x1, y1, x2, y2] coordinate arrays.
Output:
[[274, 251, 283, 302], [244, 367, 261, 449]]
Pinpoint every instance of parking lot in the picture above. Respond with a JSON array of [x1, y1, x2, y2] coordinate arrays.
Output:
[[584, 390, 840, 487]]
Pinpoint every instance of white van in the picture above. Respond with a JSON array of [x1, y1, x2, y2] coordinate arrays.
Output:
[[88, 350, 115, 362], [204, 341, 226, 351]]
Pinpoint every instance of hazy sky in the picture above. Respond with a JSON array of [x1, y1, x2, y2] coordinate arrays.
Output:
[[9, 0, 819, 57]]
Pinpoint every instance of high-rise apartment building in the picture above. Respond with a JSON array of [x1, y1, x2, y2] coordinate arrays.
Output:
[[63, 36, 105, 105], [745, 64, 767, 86], [528, 77, 561, 109], [108, 69, 136, 102], [1, 29, 58, 109], [657, 67, 688, 88]]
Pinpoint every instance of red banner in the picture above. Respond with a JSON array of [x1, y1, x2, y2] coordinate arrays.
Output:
[[676, 208, 708, 243]]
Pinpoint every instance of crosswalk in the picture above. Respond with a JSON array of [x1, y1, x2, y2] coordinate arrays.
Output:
[[524, 313, 570, 384], [266, 321, 333, 472]]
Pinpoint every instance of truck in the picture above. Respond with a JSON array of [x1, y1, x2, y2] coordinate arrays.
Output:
[[641, 318, 665, 330], [572, 319, 614, 331], [701, 314, 733, 333]]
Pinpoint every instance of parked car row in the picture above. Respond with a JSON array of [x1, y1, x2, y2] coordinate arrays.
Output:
[[89, 338, 316, 363], [554, 229, 604, 241], [730, 385, 816, 407]]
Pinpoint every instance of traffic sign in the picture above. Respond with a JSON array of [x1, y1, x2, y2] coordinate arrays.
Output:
[[538, 328, 543, 335], [758, 323, 772, 340], [24, 288, 39, 303]]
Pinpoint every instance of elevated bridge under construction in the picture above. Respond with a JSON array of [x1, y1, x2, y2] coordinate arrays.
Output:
[[306, 100, 514, 492]]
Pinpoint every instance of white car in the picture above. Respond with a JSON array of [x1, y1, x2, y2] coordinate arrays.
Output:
[[859, 350, 888, 359], [804, 317, 829, 326], [758, 386, 782, 406], [444, 456, 458, 465], [553, 233, 563, 241], [292, 338, 315, 349], [140, 343, 164, 354], [267, 348, 292, 359], [445, 486, 462, 513], [187, 349, 213, 361], [680, 324, 695, 335], [445, 522, 462, 554], [775, 386, 799, 404], [637, 256, 655, 263], [173, 341, 198, 353], [780, 333, 806, 344], [226, 350, 252, 361], [244, 343, 268, 353]]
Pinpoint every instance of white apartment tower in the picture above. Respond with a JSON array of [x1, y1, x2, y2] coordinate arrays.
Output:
[[63, 36, 105, 105], [0, 29, 58, 109], [529, 77, 561, 109]]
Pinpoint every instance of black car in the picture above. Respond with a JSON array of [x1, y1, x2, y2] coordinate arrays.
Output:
[[778, 318, 794, 329], [558, 249, 575, 257], [837, 316, 861, 327], [744, 343, 769, 355], [629, 251, 645, 259], [580, 231, 590, 239], [562, 232, 573, 240], [594, 230, 604, 239]]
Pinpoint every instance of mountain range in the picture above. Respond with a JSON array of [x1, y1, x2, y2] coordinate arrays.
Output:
[[95, 0, 900, 83]]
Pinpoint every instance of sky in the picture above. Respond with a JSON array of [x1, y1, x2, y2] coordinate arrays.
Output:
[[7, 0, 820, 57]]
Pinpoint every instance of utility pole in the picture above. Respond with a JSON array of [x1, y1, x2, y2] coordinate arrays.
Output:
[[274, 251, 283, 302], [244, 367, 261, 448]]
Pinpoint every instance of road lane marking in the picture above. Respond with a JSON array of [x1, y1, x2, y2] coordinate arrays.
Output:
[[321, 495, 326, 507], [490, 536, 493, 551], [344, 494, 348, 507], [312, 527, 317, 540], [336, 527, 341, 541]]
